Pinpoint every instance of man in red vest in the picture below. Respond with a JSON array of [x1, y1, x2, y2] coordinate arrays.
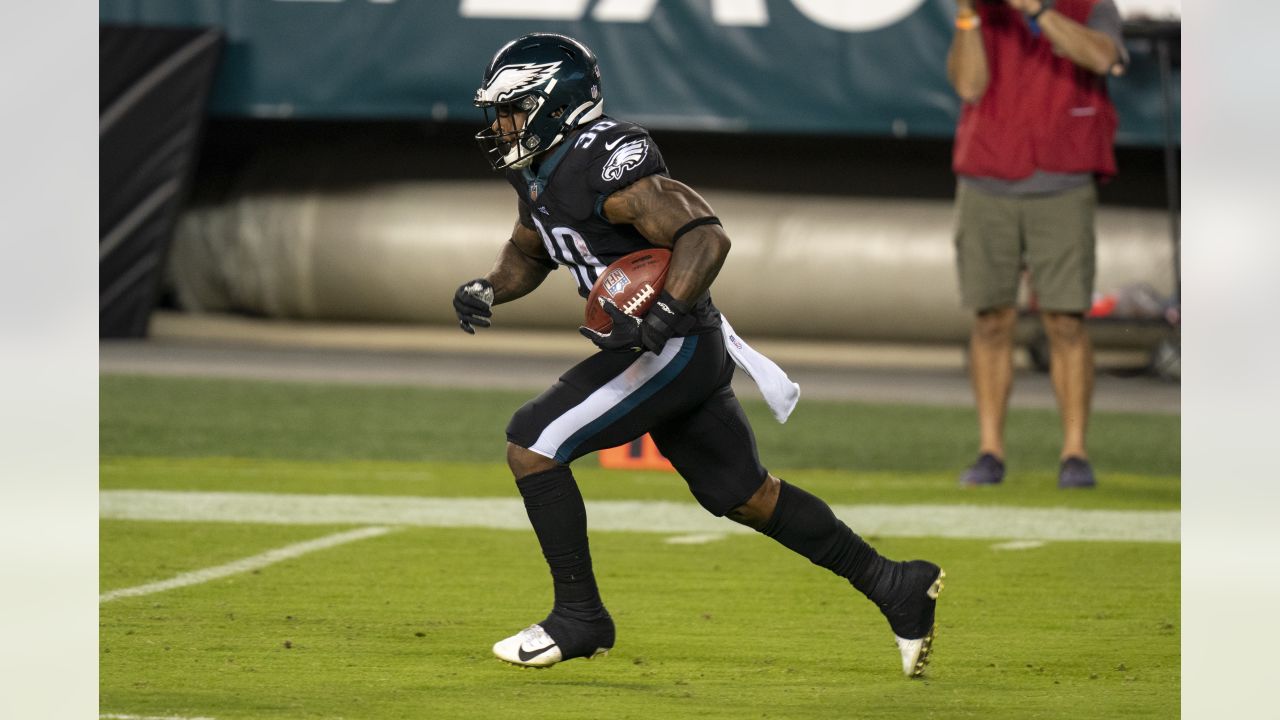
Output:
[[947, 0, 1127, 489]]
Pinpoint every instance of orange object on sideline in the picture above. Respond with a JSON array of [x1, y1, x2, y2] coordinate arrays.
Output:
[[598, 434, 675, 471]]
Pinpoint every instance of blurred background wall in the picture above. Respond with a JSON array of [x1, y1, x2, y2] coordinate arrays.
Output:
[[99, 0, 1181, 347]]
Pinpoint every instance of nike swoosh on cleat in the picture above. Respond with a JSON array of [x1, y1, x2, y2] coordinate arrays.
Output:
[[517, 643, 557, 662]]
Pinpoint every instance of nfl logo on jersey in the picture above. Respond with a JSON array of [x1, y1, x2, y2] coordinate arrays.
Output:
[[603, 269, 630, 297]]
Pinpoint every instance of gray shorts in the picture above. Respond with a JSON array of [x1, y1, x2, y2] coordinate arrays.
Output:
[[954, 182, 1097, 313]]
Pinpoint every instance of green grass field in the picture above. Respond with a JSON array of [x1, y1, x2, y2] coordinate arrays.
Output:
[[100, 374, 1180, 719]]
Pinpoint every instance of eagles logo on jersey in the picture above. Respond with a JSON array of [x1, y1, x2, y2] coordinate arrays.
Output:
[[601, 139, 649, 182]]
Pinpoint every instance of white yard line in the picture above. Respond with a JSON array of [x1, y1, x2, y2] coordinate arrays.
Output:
[[100, 491, 1180, 543], [991, 540, 1048, 551], [665, 533, 731, 545], [99, 526, 393, 604], [100, 715, 216, 720]]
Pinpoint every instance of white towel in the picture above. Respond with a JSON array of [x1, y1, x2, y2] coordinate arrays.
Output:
[[720, 314, 801, 423]]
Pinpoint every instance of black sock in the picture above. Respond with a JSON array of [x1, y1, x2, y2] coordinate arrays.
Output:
[[515, 466, 607, 624], [759, 480, 894, 602]]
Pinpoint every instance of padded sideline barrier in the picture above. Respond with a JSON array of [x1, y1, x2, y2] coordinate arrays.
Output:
[[168, 178, 1173, 345], [100, 24, 221, 337]]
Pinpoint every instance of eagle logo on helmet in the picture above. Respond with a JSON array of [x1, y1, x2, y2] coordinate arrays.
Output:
[[601, 138, 649, 181], [477, 61, 563, 104]]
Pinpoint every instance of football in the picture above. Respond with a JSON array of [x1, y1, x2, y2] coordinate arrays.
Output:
[[583, 248, 672, 333]]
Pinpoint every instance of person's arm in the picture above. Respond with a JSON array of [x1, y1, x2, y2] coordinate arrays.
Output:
[[600, 174, 729, 305], [1008, 0, 1122, 75], [485, 219, 554, 305], [578, 174, 728, 352], [453, 206, 554, 334], [947, 0, 990, 103]]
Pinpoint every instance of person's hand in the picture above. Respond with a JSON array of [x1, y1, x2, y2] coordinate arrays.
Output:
[[454, 278, 494, 334], [579, 299, 675, 354], [579, 299, 646, 353]]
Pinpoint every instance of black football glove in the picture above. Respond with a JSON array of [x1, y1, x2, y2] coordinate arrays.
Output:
[[453, 278, 494, 334], [579, 290, 692, 354]]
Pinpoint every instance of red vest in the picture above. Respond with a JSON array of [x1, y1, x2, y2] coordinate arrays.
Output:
[[952, 0, 1118, 181]]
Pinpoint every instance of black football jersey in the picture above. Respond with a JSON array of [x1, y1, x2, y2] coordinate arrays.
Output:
[[505, 116, 671, 298], [504, 116, 720, 332]]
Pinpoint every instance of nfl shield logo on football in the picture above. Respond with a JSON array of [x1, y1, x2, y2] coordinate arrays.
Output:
[[604, 269, 630, 297]]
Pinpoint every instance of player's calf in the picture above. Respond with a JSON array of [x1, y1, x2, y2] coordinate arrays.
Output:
[[724, 473, 780, 530], [749, 478, 946, 677]]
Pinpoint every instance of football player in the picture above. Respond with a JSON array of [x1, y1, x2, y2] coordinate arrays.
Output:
[[453, 32, 945, 678]]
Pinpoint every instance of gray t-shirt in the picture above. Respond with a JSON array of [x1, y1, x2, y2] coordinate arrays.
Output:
[[960, 0, 1128, 196]]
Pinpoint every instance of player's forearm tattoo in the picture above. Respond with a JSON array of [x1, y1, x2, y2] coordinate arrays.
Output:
[[487, 224, 553, 305], [608, 175, 729, 303], [488, 244, 551, 305], [665, 225, 729, 303]]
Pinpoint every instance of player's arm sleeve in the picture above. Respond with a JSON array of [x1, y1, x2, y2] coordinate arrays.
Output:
[[585, 133, 668, 222]]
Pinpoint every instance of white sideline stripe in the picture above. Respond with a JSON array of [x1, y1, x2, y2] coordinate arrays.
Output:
[[100, 491, 1180, 543], [665, 533, 730, 545], [100, 715, 215, 720], [99, 526, 392, 604], [991, 540, 1047, 551]]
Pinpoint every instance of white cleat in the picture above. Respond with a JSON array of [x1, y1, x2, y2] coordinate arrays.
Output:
[[493, 624, 565, 668], [493, 616, 614, 669], [892, 567, 945, 678], [895, 632, 935, 678]]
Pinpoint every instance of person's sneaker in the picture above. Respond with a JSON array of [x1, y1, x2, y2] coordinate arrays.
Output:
[[1058, 456, 1096, 489], [960, 453, 1005, 487], [875, 560, 946, 678], [492, 614, 614, 668]]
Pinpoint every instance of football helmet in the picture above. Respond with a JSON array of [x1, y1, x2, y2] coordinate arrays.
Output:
[[474, 33, 604, 171]]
